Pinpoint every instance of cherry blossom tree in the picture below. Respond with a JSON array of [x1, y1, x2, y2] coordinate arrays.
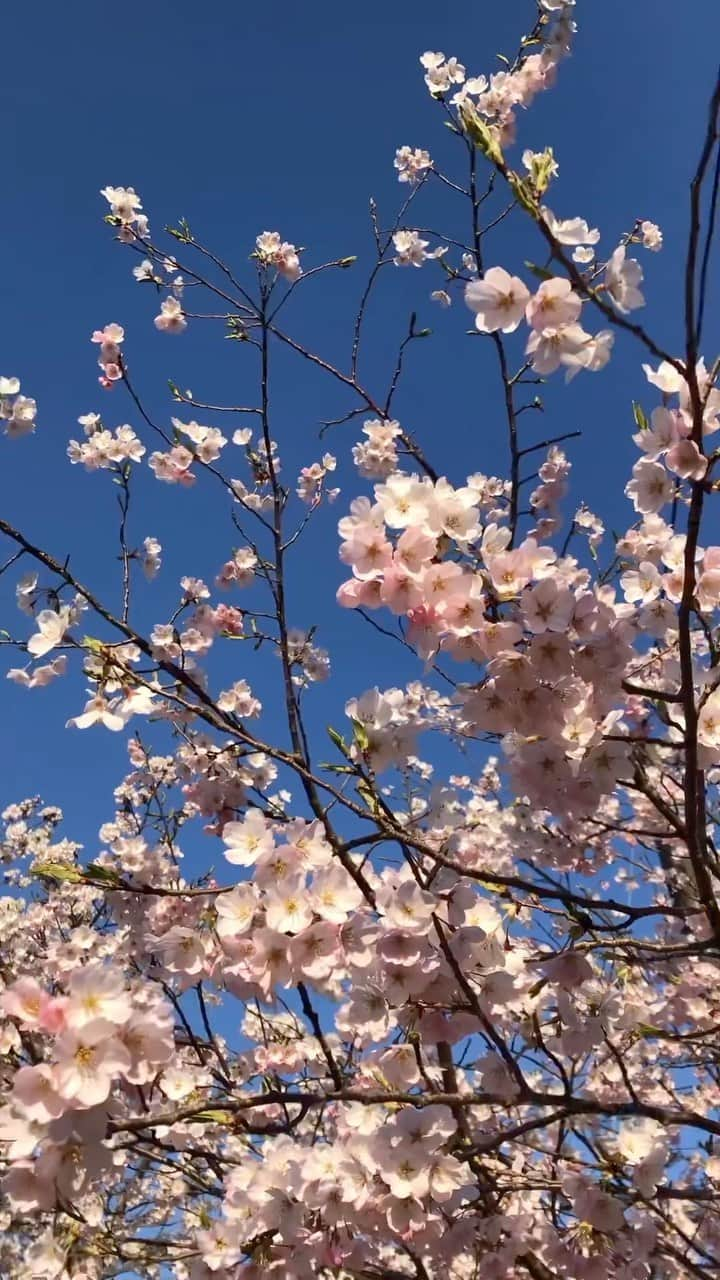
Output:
[[2, 3, 720, 1277]]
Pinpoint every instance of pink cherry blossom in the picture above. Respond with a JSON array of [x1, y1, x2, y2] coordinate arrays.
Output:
[[154, 296, 187, 333], [465, 266, 530, 333], [605, 244, 645, 311]]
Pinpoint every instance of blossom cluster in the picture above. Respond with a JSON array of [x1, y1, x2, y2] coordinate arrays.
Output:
[[255, 231, 303, 281], [68, 417, 145, 470], [465, 268, 616, 378], [0, 377, 37, 438]]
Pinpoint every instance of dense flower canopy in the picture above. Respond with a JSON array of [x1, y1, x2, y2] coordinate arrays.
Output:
[[2, 3, 720, 1278]]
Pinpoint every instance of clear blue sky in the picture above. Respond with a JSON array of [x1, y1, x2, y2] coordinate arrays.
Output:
[[2, 1, 719, 858]]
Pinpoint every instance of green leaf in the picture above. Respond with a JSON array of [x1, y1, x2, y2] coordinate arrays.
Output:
[[357, 781, 380, 815], [524, 261, 555, 283], [166, 217, 194, 244], [326, 725, 347, 752], [85, 863, 121, 884], [637, 1023, 662, 1038], [458, 102, 504, 166], [522, 147, 557, 197], [33, 862, 83, 883], [193, 1109, 234, 1124], [632, 401, 649, 431], [506, 172, 539, 215], [350, 718, 369, 751]]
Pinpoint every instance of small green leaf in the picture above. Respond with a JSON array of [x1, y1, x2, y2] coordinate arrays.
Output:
[[350, 718, 369, 751], [632, 401, 649, 431], [637, 1023, 662, 1038], [86, 863, 121, 884], [506, 172, 539, 215], [458, 102, 504, 166], [327, 725, 347, 752], [33, 862, 83, 883], [524, 260, 555, 283], [166, 217, 194, 244], [357, 781, 380, 815]]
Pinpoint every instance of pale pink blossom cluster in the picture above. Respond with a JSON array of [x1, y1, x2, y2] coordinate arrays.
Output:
[[0, 774, 695, 1279], [0, 377, 37, 437], [529, 445, 571, 538], [465, 268, 615, 378], [68, 419, 145, 470], [91, 323, 125, 387], [640, 219, 663, 251], [171, 416, 228, 462], [216, 546, 257, 589], [394, 145, 432, 183], [296, 453, 339, 504], [422, 5, 574, 147], [286, 629, 330, 684], [392, 229, 446, 267], [255, 231, 303, 281], [625, 357, 720, 514], [1, 963, 174, 1205], [148, 444, 196, 485], [419, 51, 467, 98], [100, 185, 149, 240], [149, 596, 245, 666], [153, 295, 187, 333], [574, 503, 605, 552], [352, 418, 402, 478], [7, 656, 68, 690], [217, 678, 262, 718]]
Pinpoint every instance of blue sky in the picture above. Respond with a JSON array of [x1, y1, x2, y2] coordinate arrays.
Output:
[[2, 0, 719, 858]]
